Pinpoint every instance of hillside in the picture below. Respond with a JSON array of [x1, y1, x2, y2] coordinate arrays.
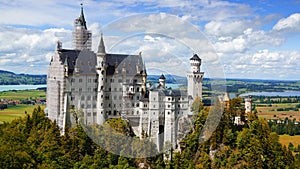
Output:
[[0, 70, 46, 85]]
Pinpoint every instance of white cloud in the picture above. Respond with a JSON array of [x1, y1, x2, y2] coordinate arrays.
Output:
[[0, 0, 299, 80], [273, 13, 300, 32], [0, 26, 72, 74], [222, 50, 300, 80]]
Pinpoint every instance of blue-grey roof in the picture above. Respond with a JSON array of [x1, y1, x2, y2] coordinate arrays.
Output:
[[190, 54, 201, 61], [159, 74, 166, 79], [59, 49, 144, 76], [58, 49, 80, 74]]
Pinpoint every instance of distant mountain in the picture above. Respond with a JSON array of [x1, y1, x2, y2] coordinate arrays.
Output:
[[147, 74, 187, 85], [0, 70, 46, 85]]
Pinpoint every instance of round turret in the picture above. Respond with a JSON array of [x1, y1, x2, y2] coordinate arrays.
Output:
[[190, 54, 201, 73], [159, 74, 166, 88]]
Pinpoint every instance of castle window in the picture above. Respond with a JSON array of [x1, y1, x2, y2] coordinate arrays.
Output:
[[87, 96, 91, 100], [93, 112, 96, 116], [87, 104, 91, 108], [109, 88, 111, 91], [79, 78, 82, 82], [168, 112, 170, 115], [114, 88, 117, 91], [87, 112, 91, 117], [178, 105, 180, 108], [71, 96, 74, 101], [101, 86, 103, 90], [88, 79, 91, 83], [94, 79, 98, 83], [93, 104, 96, 108], [118, 79, 122, 83], [136, 103, 139, 107], [132, 103, 134, 107], [134, 79, 137, 83], [119, 88, 122, 91], [136, 87, 140, 92], [153, 112, 155, 115], [71, 88, 75, 92], [119, 95, 122, 100], [137, 111, 139, 115], [137, 96, 140, 100], [132, 111, 134, 115], [153, 97, 156, 101], [114, 110, 117, 116], [81, 104, 84, 108], [168, 98, 170, 101], [81, 96, 85, 100], [114, 95, 117, 100], [108, 111, 111, 115], [168, 105, 170, 108], [79, 88, 82, 92], [93, 96, 97, 100], [108, 104, 111, 107]]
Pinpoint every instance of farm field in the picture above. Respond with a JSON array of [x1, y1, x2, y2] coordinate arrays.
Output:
[[256, 103, 300, 121], [0, 89, 46, 100], [279, 134, 300, 147], [0, 104, 45, 123]]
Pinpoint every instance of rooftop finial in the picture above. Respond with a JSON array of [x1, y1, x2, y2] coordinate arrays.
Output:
[[79, 2, 87, 29]]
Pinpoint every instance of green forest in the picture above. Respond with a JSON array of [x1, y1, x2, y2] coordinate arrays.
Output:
[[0, 98, 298, 168]]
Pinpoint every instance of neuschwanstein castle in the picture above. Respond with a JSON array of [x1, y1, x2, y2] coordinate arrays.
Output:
[[46, 6, 204, 152]]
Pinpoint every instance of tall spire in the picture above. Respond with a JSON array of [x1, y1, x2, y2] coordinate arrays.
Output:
[[79, 3, 87, 29], [97, 33, 106, 54]]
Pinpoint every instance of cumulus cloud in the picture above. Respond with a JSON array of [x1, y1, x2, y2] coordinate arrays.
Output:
[[0, 26, 72, 74], [0, 0, 300, 80], [273, 13, 300, 32], [222, 50, 300, 80]]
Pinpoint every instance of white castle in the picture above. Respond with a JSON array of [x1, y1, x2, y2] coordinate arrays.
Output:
[[46, 6, 204, 152]]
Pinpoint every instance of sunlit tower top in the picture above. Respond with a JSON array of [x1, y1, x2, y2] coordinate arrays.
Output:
[[190, 54, 201, 73], [72, 3, 92, 50]]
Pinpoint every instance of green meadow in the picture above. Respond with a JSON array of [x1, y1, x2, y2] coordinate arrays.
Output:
[[0, 90, 46, 123], [0, 89, 46, 100], [0, 104, 46, 123]]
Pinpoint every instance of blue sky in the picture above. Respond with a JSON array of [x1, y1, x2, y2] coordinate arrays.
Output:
[[0, 0, 299, 80]]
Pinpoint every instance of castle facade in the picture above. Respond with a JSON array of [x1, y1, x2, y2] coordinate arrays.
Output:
[[46, 6, 204, 152]]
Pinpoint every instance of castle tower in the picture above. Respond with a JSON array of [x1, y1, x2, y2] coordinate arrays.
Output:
[[187, 54, 204, 100], [96, 34, 106, 124], [159, 74, 166, 89], [72, 4, 92, 50], [245, 96, 252, 115]]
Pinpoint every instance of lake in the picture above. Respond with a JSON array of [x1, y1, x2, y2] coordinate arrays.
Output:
[[0, 84, 47, 92], [239, 91, 300, 97]]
